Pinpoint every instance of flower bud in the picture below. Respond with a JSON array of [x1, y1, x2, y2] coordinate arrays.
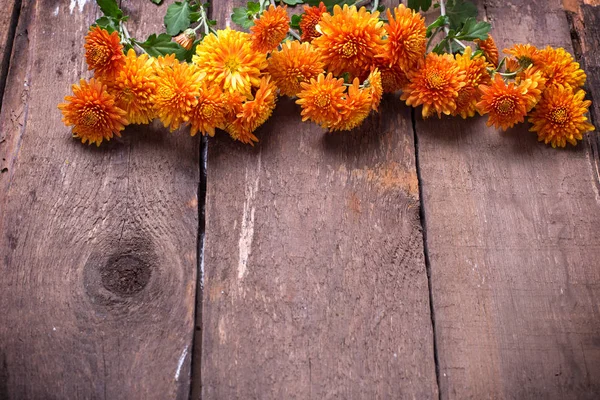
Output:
[[174, 28, 196, 50]]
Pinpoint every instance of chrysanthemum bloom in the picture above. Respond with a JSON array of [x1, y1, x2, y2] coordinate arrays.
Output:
[[226, 77, 278, 144], [250, 5, 290, 53], [330, 78, 372, 131], [300, 2, 327, 42], [528, 84, 594, 148], [382, 4, 426, 73], [475, 34, 499, 67], [58, 78, 128, 146], [189, 83, 227, 137], [504, 43, 539, 70], [536, 46, 586, 90], [452, 46, 492, 118], [365, 68, 382, 111], [152, 61, 203, 131], [84, 26, 126, 81], [110, 49, 157, 125], [476, 74, 537, 130], [296, 73, 347, 129], [267, 40, 324, 97], [505, 57, 520, 73], [370, 54, 409, 93], [174, 29, 196, 50], [154, 53, 178, 70], [400, 52, 466, 118], [312, 5, 385, 77], [516, 65, 547, 111], [193, 29, 267, 98]]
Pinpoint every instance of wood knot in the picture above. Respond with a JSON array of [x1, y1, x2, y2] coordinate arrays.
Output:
[[100, 254, 151, 296]]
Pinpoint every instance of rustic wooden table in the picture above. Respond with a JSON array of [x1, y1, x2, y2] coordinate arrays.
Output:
[[0, 0, 598, 399]]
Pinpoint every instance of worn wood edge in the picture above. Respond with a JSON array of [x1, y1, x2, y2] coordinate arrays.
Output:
[[0, 0, 20, 113]]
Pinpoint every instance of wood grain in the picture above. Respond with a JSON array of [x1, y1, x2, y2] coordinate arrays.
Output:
[[415, 0, 600, 398], [0, 1, 198, 399], [199, 2, 438, 398], [0, 0, 20, 105]]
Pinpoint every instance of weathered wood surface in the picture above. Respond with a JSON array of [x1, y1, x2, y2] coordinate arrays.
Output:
[[565, 0, 600, 185], [199, 1, 438, 398], [416, 0, 600, 398], [0, 0, 19, 103], [0, 1, 198, 399]]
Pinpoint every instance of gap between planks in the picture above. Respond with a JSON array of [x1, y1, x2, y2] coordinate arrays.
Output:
[[0, 0, 22, 115]]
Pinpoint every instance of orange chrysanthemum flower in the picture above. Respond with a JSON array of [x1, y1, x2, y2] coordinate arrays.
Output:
[[189, 83, 227, 137], [536, 46, 586, 90], [267, 40, 324, 97], [365, 68, 383, 111], [476, 74, 537, 130], [152, 61, 203, 131], [251, 5, 290, 53], [401, 52, 466, 118], [174, 29, 196, 50], [330, 78, 372, 131], [504, 43, 539, 69], [516, 65, 547, 110], [475, 34, 499, 67], [225, 77, 278, 144], [296, 73, 346, 128], [528, 84, 594, 148], [300, 2, 327, 42], [84, 26, 126, 81], [193, 29, 267, 98], [312, 5, 385, 77], [110, 49, 157, 125], [452, 46, 492, 118], [505, 57, 520, 73], [382, 4, 427, 73], [58, 78, 128, 146], [371, 54, 409, 93]]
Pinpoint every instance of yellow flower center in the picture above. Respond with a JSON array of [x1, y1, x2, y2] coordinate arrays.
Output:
[[225, 56, 241, 73], [158, 86, 175, 100], [88, 46, 110, 66], [118, 88, 135, 105], [201, 104, 215, 119], [315, 93, 331, 108], [81, 108, 101, 127], [495, 96, 516, 115], [425, 71, 445, 90], [550, 107, 568, 125], [341, 41, 358, 58]]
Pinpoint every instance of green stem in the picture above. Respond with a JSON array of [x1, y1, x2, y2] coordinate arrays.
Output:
[[439, 0, 450, 36], [120, 22, 147, 54], [426, 27, 441, 52], [288, 28, 301, 40], [371, 0, 379, 12]]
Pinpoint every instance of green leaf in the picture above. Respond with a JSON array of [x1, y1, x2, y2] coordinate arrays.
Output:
[[282, 0, 304, 4], [93, 16, 120, 33], [407, 0, 432, 12], [290, 14, 302, 29], [426, 15, 449, 38], [164, 1, 192, 36], [150, 0, 163, 4], [137, 33, 188, 60], [189, 11, 201, 23], [432, 38, 449, 54], [446, 0, 478, 31], [231, 6, 256, 29], [97, 0, 123, 19], [454, 18, 491, 41], [247, 1, 261, 14]]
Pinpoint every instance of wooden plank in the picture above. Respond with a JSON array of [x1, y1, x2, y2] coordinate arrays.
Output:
[[0, 0, 19, 102], [416, 0, 600, 398], [0, 1, 198, 399], [565, 0, 600, 182], [200, 1, 438, 398]]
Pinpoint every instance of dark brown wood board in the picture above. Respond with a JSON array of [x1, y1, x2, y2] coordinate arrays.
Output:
[[0, 1, 198, 399], [0, 0, 19, 103], [199, 1, 438, 398], [415, 0, 600, 398]]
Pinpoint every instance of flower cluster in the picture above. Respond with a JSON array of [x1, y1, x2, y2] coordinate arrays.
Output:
[[59, 1, 594, 149]]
